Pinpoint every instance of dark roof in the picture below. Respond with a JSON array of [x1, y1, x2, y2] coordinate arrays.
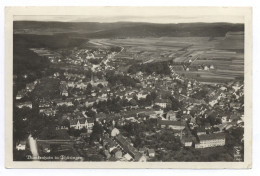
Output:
[[78, 118, 86, 124], [86, 117, 95, 123], [181, 136, 193, 143], [115, 134, 143, 161], [69, 119, 79, 125], [96, 112, 106, 119], [198, 133, 226, 141], [154, 97, 171, 104], [158, 120, 185, 126], [167, 110, 177, 115], [148, 149, 155, 153]]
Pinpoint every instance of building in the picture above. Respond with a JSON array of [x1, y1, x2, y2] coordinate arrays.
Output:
[[166, 110, 178, 121], [16, 90, 26, 100], [148, 149, 155, 157], [158, 120, 185, 130], [16, 101, 32, 109], [137, 91, 148, 100], [111, 148, 123, 159], [196, 126, 207, 136], [96, 112, 106, 122], [139, 148, 146, 155], [111, 128, 120, 137], [115, 134, 146, 162], [61, 89, 69, 97], [55, 99, 73, 106], [154, 97, 171, 108], [16, 140, 26, 150], [40, 108, 56, 116], [69, 117, 94, 132], [67, 81, 75, 88], [70, 118, 87, 130], [195, 133, 226, 149], [85, 98, 96, 107], [181, 137, 193, 147], [26, 82, 35, 92], [60, 81, 69, 96]]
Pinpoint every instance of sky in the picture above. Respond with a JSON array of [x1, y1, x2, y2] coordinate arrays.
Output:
[[14, 15, 244, 24]]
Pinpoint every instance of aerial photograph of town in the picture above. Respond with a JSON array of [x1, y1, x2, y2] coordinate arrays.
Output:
[[13, 14, 245, 162]]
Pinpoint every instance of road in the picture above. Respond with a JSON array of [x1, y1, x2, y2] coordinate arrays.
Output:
[[28, 134, 39, 161]]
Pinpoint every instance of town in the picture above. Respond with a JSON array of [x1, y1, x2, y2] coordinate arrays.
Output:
[[12, 19, 245, 162], [13, 41, 244, 162]]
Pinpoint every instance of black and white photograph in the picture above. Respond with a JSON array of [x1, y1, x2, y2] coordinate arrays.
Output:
[[4, 6, 252, 168]]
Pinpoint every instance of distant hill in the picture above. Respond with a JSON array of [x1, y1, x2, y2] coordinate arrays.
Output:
[[216, 31, 244, 50], [14, 21, 244, 38]]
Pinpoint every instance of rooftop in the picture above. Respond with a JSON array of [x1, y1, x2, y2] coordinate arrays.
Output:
[[158, 120, 185, 126], [198, 133, 226, 141]]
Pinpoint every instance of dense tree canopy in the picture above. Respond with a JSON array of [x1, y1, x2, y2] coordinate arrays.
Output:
[[128, 61, 171, 75]]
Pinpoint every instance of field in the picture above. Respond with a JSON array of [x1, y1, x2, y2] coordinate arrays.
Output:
[[90, 36, 244, 84]]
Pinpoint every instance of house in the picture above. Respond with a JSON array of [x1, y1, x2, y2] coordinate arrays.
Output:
[[67, 81, 75, 88], [53, 72, 60, 77], [104, 139, 117, 152], [111, 128, 120, 137], [158, 120, 185, 130], [137, 91, 148, 100], [196, 126, 207, 136], [86, 117, 95, 132], [16, 101, 32, 109], [100, 89, 108, 98], [204, 65, 209, 71], [209, 99, 218, 107], [61, 89, 69, 97], [85, 98, 96, 107], [229, 114, 240, 122], [55, 99, 73, 106], [40, 108, 56, 116], [183, 114, 192, 121], [220, 86, 227, 91], [115, 134, 146, 162], [166, 110, 178, 121], [181, 137, 193, 147], [39, 100, 52, 108], [91, 79, 108, 88], [189, 116, 197, 128], [16, 90, 26, 100], [60, 81, 68, 96], [126, 94, 134, 101], [96, 112, 106, 122], [195, 133, 225, 149], [123, 153, 133, 161], [148, 149, 155, 157], [205, 122, 211, 130], [26, 82, 35, 92], [137, 110, 157, 119], [70, 118, 87, 130], [139, 148, 146, 155], [16, 140, 26, 150], [154, 97, 171, 108], [69, 117, 94, 132], [111, 148, 123, 159], [76, 82, 89, 89]]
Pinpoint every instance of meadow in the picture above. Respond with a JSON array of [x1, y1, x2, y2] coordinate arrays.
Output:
[[91, 36, 244, 84]]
